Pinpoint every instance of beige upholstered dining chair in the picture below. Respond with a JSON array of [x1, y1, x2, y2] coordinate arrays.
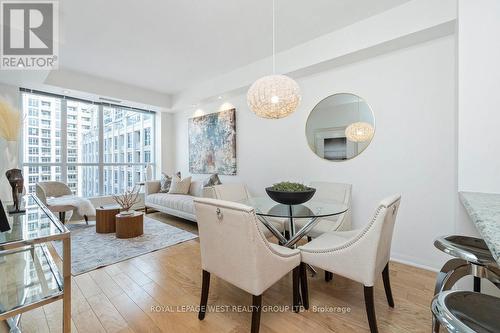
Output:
[[294, 181, 352, 237], [299, 194, 401, 333], [293, 181, 352, 281], [193, 198, 302, 333], [206, 183, 251, 201], [208, 183, 285, 234]]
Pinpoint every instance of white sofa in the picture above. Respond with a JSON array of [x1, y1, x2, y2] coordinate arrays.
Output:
[[144, 179, 215, 222]]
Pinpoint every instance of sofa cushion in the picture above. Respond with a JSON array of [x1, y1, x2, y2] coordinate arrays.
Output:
[[145, 193, 195, 215], [160, 172, 181, 193], [169, 176, 192, 194], [203, 173, 222, 187], [189, 179, 205, 197]]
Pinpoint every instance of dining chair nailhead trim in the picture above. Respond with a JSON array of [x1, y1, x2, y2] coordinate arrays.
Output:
[[301, 204, 389, 254], [250, 212, 300, 258]]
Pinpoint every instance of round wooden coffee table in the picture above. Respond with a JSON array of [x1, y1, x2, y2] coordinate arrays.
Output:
[[96, 206, 121, 233], [115, 212, 144, 239]]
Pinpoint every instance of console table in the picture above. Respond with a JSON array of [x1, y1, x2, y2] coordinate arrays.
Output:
[[0, 194, 71, 332]]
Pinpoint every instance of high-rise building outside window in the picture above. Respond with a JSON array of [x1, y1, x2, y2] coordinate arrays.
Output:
[[21, 90, 156, 197]]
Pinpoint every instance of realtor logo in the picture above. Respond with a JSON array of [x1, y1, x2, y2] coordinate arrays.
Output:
[[1, 1, 58, 69]]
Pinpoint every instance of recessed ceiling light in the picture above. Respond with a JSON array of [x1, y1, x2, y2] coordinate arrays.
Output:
[[217, 96, 222, 100], [63, 90, 70, 94]]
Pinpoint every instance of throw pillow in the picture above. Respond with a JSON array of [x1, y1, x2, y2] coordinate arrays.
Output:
[[203, 173, 222, 187], [160, 172, 181, 193], [169, 176, 192, 194]]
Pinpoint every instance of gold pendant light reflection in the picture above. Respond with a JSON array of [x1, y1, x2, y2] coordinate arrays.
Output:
[[247, 0, 301, 119], [345, 96, 374, 142]]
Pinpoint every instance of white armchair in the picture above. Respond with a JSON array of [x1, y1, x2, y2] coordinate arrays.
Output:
[[299, 194, 401, 333], [293, 181, 352, 281], [36, 181, 94, 223], [193, 198, 302, 333]]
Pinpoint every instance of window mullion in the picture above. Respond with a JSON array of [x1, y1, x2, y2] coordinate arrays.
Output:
[[98, 105, 104, 195], [60, 98, 68, 183]]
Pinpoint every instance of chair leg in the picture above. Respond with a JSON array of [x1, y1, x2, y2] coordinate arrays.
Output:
[[307, 236, 312, 242], [474, 276, 481, 292], [198, 270, 210, 320], [84, 215, 89, 225], [251, 295, 262, 333], [325, 271, 333, 282], [382, 263, 395, 308], [59, 212, 66, 223], [299, 263, 309, 310], [292, 266, 300, 313], [364, 286, 378, 333]]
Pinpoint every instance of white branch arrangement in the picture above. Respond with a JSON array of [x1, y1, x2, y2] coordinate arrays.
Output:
[[0, 99, 22, 141], [113, 186, 140, 212]]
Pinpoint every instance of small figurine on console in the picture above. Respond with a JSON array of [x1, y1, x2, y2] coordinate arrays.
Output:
[[5, 168, 25, 214]]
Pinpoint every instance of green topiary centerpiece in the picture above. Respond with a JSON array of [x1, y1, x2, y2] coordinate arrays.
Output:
[[266, 182, 316, 205], [269, 182, 311, 192]]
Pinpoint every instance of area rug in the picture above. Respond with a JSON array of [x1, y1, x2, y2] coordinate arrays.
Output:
[[52, 216, 198, 275]]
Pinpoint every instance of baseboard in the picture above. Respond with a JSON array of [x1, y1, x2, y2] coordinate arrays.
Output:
[[390, 254, 439, 273]]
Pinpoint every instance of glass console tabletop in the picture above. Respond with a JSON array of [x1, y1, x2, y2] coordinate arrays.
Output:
[[0, 195, 69, 250]]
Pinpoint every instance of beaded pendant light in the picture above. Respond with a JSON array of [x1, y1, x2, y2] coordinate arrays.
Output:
[[345, 122, 374, 142], [247, 0, 301, 119], [345, 96, 374, 142]]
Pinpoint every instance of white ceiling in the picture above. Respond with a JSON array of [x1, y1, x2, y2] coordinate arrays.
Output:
[[57, 0, 410, 94]]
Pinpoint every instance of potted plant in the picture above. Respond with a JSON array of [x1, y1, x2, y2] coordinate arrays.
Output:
[[265, 182, 316, 205], [113, 187, 140, 215]]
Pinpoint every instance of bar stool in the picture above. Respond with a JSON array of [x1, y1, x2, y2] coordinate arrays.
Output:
[[432, 291, 500, 333], [434, 236, 500, 292], [433, 235, 500, 332]]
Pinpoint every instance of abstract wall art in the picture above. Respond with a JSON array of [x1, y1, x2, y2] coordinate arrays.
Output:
[[188, 109, 236, 175]]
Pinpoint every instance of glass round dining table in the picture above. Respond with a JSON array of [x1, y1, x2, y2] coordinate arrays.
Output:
[[239, 197, 348, 248]]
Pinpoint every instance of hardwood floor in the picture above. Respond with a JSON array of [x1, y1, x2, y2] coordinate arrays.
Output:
[[2, 212, 436, 333]]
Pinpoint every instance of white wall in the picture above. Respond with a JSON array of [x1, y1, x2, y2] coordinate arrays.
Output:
[[457, 0, 500, 194], [174, 36, 456, 270], [159, 112, 176, 175], [455, 0, 500, 295]]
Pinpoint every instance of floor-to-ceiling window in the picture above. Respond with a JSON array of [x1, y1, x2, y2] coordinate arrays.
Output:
[[21, 89, 156, 197]]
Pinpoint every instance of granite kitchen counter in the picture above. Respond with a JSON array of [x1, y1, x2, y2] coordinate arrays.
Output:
[[460, 192, 500, 265]]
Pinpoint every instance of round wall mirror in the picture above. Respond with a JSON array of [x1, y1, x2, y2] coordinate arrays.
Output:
[[306, 93, 375, 161]]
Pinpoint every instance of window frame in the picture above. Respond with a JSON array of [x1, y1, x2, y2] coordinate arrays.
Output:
[[21, 89, 156, 197]]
